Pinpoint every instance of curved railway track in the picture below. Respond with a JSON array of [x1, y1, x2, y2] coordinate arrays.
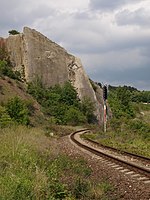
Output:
[[70, 129, 150, 184], [84, 137, 150, 163]]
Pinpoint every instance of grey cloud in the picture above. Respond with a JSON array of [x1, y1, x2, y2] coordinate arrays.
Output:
[[31, 5, 57, 18], [116, 8, 150, 27], [89, 0, 143, 11], [50, 9, 150, 55], [0, 0, 149, 90], [0, 0, 57, 36], [73, 11, 93, 20], [87, 64, 150, 90], [67, 31, 150, 55], [80, 48, 150, 90]]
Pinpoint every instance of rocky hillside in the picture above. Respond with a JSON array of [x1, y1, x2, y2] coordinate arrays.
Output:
[[0, 76, 45, 126], [0, 27, 104, 123]]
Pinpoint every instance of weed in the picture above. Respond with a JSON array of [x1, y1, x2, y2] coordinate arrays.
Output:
[[73, 178, 89, 198], [0, 126, 114, 199]]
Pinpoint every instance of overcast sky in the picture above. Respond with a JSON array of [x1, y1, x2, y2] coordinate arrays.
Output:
[[0, 0, 150, 90]]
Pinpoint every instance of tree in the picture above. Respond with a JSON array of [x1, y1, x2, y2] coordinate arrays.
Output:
[[108, 87, 135, 118], [80, 97, 96, 123], [27, 77, 45, 103], [27, 80, 96, 125], [60, 82, 79, 106], [64, 106, 86, 125], [0, 47, 9, 62], [116, 86, 131, 108], [0, 106, 12, 128], [0, 60, 21, 80], [8, 30, 20, 35], [6, 97, 29, 125]]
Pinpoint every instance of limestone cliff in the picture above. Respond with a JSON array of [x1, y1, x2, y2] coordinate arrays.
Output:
[[4, 27, 102, 122]]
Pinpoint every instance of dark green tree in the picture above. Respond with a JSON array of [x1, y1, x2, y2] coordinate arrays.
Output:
[[6, 97, 29, 125], [60, 82, 79, 106], [8, 30, 20, 35], [64, 106, 86, 125], [0, 60, 21, 80], [80, 97, 96, 123], [108, 87, 135, 118], [27, 80, 96, 125], [0, 106, 12, 128], [116, 86, 131, 108], [27, 77, 45, 104]]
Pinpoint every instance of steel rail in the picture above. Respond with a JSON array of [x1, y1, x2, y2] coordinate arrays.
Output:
[[70, 129, 150, 177], [84, 137, 150, 162]]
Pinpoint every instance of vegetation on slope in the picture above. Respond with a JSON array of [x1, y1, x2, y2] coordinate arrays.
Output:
[[1, 43, 149, 199], [0, 126, 114, 200], [0, 46, 113, 199], [85, 85, 150, 157], [27, 78, 96, 125], [0, 46, 96, 127], [0, 47, 21, 81]]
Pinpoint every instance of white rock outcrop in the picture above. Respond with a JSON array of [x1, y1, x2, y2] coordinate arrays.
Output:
[[5, 27, 102, 123]]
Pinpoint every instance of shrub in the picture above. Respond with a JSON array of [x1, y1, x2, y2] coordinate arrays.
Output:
[[27, 79, 96, 125], [108, 86, 135, 118], [64, 106, 87, 125], [80, 97, 96, 123], [61, 81, 79, 106], [0, 47, 10, 62], [0, 106, 13, 128], [110, 118, 122, 132], [8, 30, 20, 35], [5, 97, 30, 125], [24, 100, 35, 116], [0, 60, 21, 80], [74, 178, 89, 198], [128, 119, 150, 138]]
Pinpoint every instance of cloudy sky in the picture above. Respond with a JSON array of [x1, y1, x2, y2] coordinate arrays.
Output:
[[0, 0, 150, 90]]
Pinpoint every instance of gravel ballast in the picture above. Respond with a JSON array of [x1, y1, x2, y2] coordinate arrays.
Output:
[[57, 135, 150, 200]]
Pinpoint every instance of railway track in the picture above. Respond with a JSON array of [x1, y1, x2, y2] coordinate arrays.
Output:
[[84, 136, 150, 162], [70, 129, 150, 184]]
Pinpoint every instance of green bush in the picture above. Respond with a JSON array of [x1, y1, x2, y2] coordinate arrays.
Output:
[[108, 86, 135, 118], [27, 77, 45, 103], [110, 118, 122, 132], [0, 106, 13, 128], [74, 178, 89, 198], [0, 60, 21, 80], [128, 119, 150, 138], [27, 79, 96, 125], [132, 91, 150, 103], [24, 99, 35, 116], [80, 97, 96, 123], [61, 81, 79, 106], [0, 47, 10, 62], [8, 30, 20, 35], [64, 106, 87, 125], [5, 97, 30, 125]]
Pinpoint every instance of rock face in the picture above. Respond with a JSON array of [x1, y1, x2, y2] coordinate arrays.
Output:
[[0, 37, 6, 49], [4, 27, 103, 122]]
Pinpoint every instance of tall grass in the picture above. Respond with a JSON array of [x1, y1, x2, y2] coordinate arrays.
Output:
[[84, 118, 150, 157], [85, 103, 150, 157], [0, 125, 113, 199]]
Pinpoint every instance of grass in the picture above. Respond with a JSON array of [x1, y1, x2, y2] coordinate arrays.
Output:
[[133, 103, 150, 124], [84, 123, 150, 157], [85, 131, 149, 157], [84, 103, 150, 157], [0, 125, 114, 200]]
